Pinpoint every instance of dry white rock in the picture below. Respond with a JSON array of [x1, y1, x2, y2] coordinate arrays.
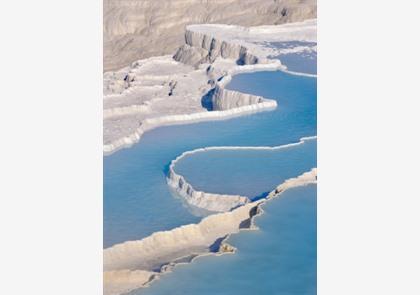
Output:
[[104, 0, 316, 71], [103, 20, 316, 155]]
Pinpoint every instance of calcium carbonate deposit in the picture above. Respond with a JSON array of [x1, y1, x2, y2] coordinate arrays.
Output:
[[104, 19, 317, 295]]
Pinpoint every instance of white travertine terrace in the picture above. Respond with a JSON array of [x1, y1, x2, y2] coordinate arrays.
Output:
[[104, 168, 317, 295], [103, 60, 280, 155], [104, 202, 260, 272], [167, 136, 316, 213], [103, 20, 316, 155], [103, 75, 278, 155], [173, 30, 260, 66], [174, 19, 316, 66], [103, 20, 317, 295], [167, 152, 250, 213], [212, 86, 265, 111]]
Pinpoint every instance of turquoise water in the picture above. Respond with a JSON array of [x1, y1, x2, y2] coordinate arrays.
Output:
[[278, 51, 317, 75], [104, 70, 316, 247], [268, 41, 317, 75], [268, 41, 317, 50], [174, 139, 316, 199], [134, 184, 317, 295]]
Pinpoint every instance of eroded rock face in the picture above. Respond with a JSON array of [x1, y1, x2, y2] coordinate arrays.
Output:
[[104, 0, 317, 71], [173, 29, 260, 66], [212, 86, 264, 111]]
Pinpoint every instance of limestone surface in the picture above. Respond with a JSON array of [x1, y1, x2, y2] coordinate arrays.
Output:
[[103, 20, 316, 155], [104, 0, 316, 71]]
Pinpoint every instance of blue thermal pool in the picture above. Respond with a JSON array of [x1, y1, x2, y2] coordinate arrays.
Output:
[[104, 69, 316, 249], [134, 184, 317, 295]]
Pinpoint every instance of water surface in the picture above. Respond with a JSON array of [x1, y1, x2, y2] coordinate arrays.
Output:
[[135, 185, 317, 295], [267, 41, 317, 75], [174, 139, 316, 199], [104, 70, 316, 247]]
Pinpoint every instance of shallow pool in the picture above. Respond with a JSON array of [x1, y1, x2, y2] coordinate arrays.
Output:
[[135, 185, 317, 295], [104, 70, 316, 248], [174, 139, 316, 199]]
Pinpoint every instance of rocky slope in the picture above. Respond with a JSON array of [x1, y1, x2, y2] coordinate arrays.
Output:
[[104, 0, 316, 71]]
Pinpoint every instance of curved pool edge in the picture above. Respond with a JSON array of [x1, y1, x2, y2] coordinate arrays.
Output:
[[103, 168, 317, 295], [167, 136, 317, 213]]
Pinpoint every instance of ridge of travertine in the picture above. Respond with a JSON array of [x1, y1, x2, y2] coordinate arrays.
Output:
[[103, 14, 318, 295], [173, 28, 261, 66], [104, 168, 317, 295], [166, 137, 316, 213]]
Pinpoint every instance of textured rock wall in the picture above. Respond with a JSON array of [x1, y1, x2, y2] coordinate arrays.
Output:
[[212, 85, 264, 110], [173, 28, 260, 66], [104, 201, 260, 272], [104, 0, 317, 71], [167, 146, 250, 212]]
